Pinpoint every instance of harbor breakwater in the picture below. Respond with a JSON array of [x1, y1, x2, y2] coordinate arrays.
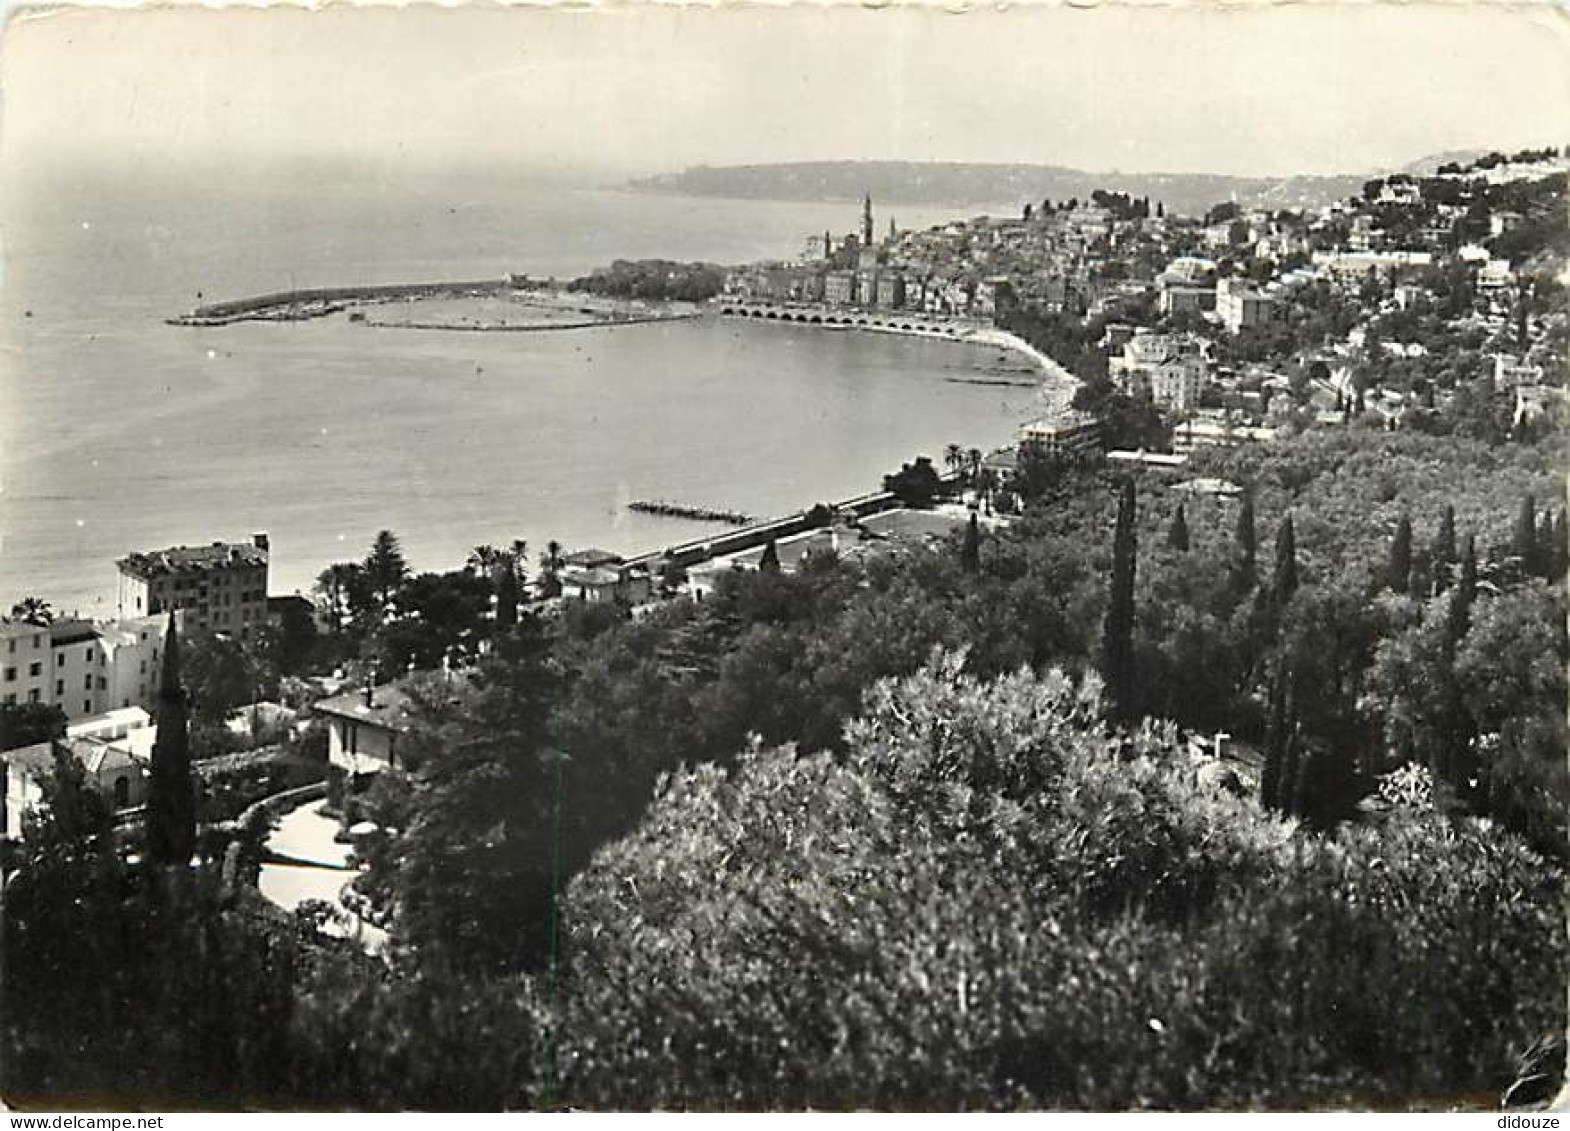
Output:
[[168, 279, 513, 326]]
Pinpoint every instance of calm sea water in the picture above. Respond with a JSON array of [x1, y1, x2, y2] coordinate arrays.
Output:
[[0, 161, 1040, 613]]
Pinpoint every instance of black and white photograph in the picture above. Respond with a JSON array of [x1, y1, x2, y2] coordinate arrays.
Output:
[[0, 1, 1566, 1113]]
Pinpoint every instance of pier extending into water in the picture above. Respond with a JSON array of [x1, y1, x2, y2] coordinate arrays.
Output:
[[628, 500, 754, 525]]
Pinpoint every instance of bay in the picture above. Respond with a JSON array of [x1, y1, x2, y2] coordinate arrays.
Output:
[[0, 161, 1040, 613]]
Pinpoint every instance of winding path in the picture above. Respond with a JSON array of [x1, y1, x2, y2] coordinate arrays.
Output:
[[259, 798, 388, 953]]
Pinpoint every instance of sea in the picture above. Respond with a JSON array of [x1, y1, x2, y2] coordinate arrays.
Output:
[[0, 158, 1047, 614]]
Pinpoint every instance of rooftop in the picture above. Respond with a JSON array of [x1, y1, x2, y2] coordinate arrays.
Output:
[[858, 508, 973, 544], [0, 740, 56, 772], [118, 539, 269, 580], [1020, 409, 1100, 436], [728, 527, 854, 572], [1172, 477, 1244, 497], [562, 566, 623, 588], [67, 706, 153, 739], [1107, 450, 1190, 469], [49, 619, 100, 647], [64, 736, 140, 776], [561, 548, 624, 569], [311, 677, 424, 733]]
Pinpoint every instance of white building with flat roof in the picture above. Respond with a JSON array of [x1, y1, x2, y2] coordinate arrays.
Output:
[[1, 614, 167, 721], [1111, 332, 1210, 412], [1018, 410, 1102, 458], [117, 534, 270, 641]]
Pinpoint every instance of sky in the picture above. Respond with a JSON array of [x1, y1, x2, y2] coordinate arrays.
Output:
[[2, 2, 1568, 180]]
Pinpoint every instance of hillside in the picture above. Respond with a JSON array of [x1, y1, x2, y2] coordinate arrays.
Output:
[[627, 160, 1369, 216]]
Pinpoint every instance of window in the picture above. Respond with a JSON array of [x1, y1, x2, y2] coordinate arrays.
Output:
[[83, 699, 91, 714], [33, 636, 40, 650], [56, 654, 64, 666], [98, 676, 107, 691], [122, 698, 130, 708], [84, 674, 92, 690], [2, 667, 14, 682], [139, 660, 146, 674], [6, 640, 13, 654], [112, 777, 130, 807], [55, 680, 62, 696], [2, 694, 14, 706], [27, 689, 40, 704], [28, 662, 41, 677], [83, 646, 92, 662]]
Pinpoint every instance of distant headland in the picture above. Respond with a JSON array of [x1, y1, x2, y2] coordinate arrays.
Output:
[[626, 159, 1370, 215]]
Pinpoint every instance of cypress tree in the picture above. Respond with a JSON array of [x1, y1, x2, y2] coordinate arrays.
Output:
[[960, 512, 981, 573], [1441, 532, 1479, 649], [1168, 504, 1190, 552], [1551, 510, 1569, 580], [758, 539, 781, 574], [1388, 514, 1412, 594], [1432, 534, 1481, 788], [1234, 488, 1257, 590], [1434, 504, 1457, 563], [1458, 533, 1478, 606], [1274, 513, 1298, 604], [1513, 494, 1538, 572], [146, 612, 196, 867], [1101, 480, 1138, 721], [1259, 669, 1289, 811], [1279, 731, 1303, 819], [1432, 505, 1457, 592]]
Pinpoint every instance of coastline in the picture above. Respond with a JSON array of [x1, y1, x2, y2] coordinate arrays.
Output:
[[168, 281, 1077, 418], [965, 326, 1079, 416], [715, 299, 1076, 414]]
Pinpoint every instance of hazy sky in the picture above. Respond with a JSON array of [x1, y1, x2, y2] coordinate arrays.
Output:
[[3, 3, 1567, 179]]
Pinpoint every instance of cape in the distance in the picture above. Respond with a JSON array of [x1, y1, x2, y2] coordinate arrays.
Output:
[[627, 153, 1489, 215]]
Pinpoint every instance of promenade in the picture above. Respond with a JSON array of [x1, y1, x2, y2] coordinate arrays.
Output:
[[715, 299, 1077, 410]]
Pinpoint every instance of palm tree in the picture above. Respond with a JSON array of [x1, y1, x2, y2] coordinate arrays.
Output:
[[467, 544, 502, 576], [538, 540, 564, 598], [313, 563, 362, 636], [943, 443, 964, 476], [8, 596, 54, 626], [967, 448, 983, 484]]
